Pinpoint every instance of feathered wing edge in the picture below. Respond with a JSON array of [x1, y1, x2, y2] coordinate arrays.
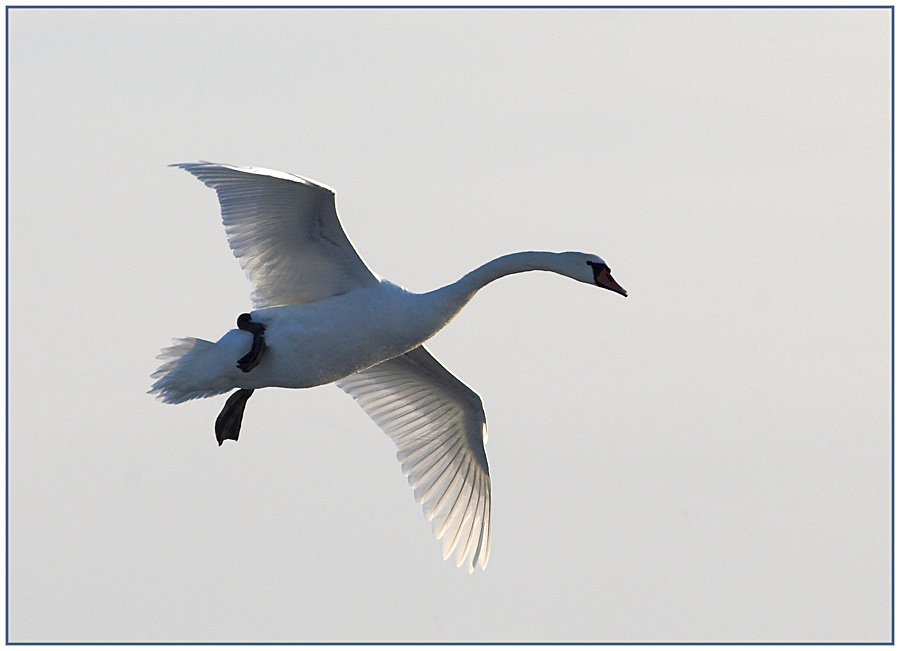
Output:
[[171, 162, 379, 308], [337, 346, 491, 572]]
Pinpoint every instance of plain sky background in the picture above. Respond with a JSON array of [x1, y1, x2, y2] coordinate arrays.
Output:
[[6, 7, 892, 643]]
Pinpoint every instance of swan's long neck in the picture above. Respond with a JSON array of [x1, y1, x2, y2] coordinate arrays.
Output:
[[422, 251, 570, 328]]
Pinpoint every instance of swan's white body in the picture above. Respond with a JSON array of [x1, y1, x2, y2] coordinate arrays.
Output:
[[191, 281, 441, 392], [151, 162, 626, 572]]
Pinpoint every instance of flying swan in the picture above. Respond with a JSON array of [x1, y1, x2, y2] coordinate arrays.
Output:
[[150, 162, 627, 572]]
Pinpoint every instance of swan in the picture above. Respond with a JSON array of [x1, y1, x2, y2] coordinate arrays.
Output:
[[150, 162, 627, 572]]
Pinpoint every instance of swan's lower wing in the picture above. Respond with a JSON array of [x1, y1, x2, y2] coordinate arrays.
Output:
[[337, 346, 491, 572], [173, 162, 379, 308]]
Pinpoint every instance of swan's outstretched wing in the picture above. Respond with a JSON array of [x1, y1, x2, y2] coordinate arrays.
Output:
[[337, 346, 491, 572], [173, 162, 379, 308]]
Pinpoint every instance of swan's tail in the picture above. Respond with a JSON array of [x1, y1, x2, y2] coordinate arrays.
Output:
[[149, 338, 235, 404]]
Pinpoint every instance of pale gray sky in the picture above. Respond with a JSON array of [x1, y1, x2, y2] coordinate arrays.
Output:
[[7, 7, 892, 643]]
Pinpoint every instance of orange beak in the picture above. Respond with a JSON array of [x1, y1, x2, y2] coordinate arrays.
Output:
[[595, 266, 627, 297]]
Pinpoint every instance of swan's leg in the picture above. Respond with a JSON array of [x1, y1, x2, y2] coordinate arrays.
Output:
[[236, 312, 267, 372], [215, 388, 254, 445]]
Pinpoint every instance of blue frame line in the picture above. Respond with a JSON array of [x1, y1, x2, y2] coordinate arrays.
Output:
[[0, 4, 897, 8], [3, 3, 894, 646], [4, 4, 8, 648], [0, 644, 897, 647], [891, 7, 897, 644]]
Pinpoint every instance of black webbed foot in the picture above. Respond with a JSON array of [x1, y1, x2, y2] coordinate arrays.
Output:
[[215, 388, 254, 445], [236, 312, 267, 373]]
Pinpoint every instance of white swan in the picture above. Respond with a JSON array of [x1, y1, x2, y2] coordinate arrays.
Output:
[[150, 162, 627, 572]]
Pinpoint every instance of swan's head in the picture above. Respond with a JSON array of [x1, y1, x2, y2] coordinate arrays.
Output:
[[561, 252, 627, 297]]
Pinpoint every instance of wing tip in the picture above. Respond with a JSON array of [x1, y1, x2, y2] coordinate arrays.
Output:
[[169, 160, 212, 170], [168, 161, 336, 194]]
